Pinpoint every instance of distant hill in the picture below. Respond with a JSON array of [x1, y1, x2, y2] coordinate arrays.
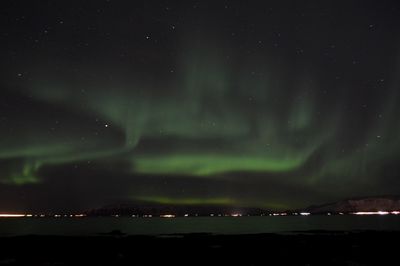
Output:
[[86, 196, 400, 216], [304, 196, 400, 214], [86, 203, 270, 217]]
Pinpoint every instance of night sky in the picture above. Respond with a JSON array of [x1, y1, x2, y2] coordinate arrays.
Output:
[[1, 1, 400, 212]]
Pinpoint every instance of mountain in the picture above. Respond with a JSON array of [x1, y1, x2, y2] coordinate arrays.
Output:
[[304, 195, 400, 214]]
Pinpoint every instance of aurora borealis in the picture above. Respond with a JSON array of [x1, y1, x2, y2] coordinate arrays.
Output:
[[1, 1, 400, 212]]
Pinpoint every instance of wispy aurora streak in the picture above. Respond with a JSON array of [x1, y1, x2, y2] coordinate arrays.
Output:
[[1, 1, 400, 211]]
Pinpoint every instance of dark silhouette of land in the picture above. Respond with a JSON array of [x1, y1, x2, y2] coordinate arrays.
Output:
[[2, 195, 400, 265], [304, 195, 400, 214], [86, 202, 269, 217], [0, 231, 398, 265], [86, 195, 400, 217]]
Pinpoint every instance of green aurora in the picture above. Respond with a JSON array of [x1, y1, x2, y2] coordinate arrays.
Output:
[[1, 1, 400, 212]]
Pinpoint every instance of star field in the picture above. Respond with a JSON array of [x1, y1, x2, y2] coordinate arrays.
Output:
[[1, 1, 400, 212]]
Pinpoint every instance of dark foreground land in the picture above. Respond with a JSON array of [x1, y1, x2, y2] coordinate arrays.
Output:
[[0, 231, 398, 265]]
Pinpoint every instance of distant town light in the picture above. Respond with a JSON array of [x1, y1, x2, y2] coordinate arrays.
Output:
[[160, 214, 175, 218], [300, 212, 311, 216], [352, 211, 389, 215], [0, 214, 25, 218], [273, 212, 288, 216]]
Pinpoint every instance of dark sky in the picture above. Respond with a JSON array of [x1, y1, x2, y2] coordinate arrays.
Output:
[[1, 0, 400, 212]]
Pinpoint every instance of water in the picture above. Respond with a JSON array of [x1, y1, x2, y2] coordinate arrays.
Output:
[[0, 216, 400, 236]]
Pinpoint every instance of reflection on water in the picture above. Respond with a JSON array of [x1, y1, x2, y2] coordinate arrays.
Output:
[[1, 216, 400, 236]]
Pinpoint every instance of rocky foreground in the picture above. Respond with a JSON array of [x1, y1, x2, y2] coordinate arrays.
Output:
[[0, 231, 398, 265]]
